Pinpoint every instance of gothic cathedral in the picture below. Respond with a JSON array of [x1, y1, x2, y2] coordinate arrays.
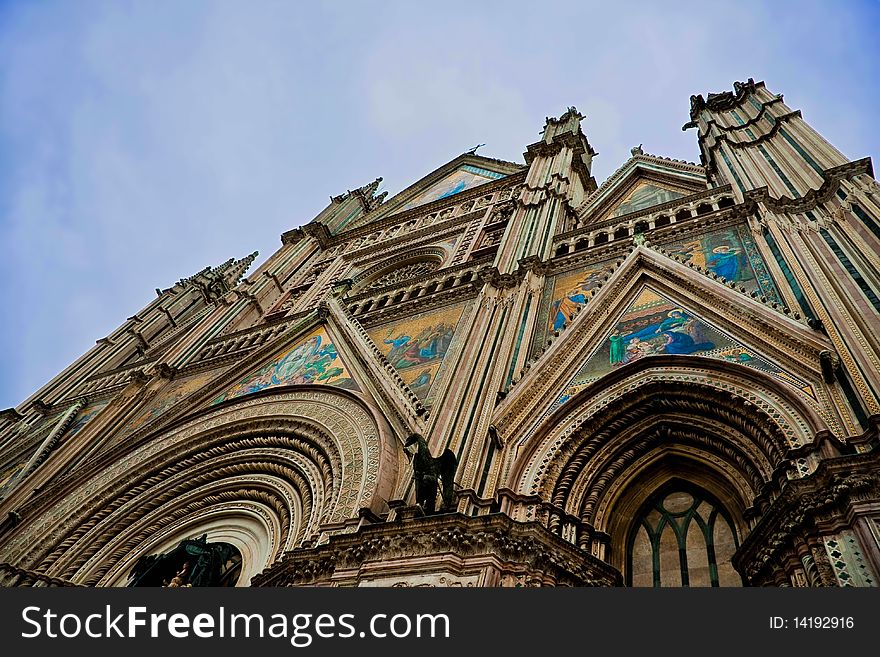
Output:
[[2, 79, 879, 588]]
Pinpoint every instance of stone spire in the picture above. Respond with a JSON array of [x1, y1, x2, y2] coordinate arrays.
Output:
[[317, 177, 387, 234], [177, 251, 259, 304], [684, 78, 849, 198], [493, 106, 597, 272]]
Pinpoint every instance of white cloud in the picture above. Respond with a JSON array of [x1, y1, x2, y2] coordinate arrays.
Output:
[[0, 0, 877, 405]]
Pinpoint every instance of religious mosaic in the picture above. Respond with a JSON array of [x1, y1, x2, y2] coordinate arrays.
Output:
[[63, 401, 109, 440], [660, 223, 782, 303], [529, 259, 618, 355], [212, 326, 359, 405], [607, 181, 686, 218], [121, 370, 220, 436], [401, 165, 505, 211], [368, 303, 465, 401], [553, 287, 814, 410], [0, 459, 29, 497], [547, 260, 618, 333]]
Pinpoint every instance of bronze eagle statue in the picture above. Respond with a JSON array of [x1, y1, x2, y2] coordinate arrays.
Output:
[[405, 433, 457, 514]]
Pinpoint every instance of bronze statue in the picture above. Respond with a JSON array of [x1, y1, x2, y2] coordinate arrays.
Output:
[[405, 433, 457, 514], [128, 534, 239, 587]]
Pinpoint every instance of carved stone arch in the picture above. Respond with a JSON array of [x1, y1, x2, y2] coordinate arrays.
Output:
[[0, 388, 399, 586], [503, 358, 828, 580], [351, 247, 448, 294], [507, 356, 827, 499], [536, 380, 788, 516]]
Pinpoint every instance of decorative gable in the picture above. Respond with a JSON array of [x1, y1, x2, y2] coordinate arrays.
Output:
[[211, 325, 360, 405], [577, 150, 706, 225], [399, 165, 506, 212], [607, 181, 685, 219], [555, 286, 815, 411]]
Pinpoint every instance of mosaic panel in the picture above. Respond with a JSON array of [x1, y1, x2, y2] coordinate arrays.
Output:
[[121, 370, 220, 436], [63, 401, 109, 440], [660, 223, 782, 304], [607, 181, 685, 219], [824, 531, 877, 587], [212, 326, 359, 405], [401, 166, 504, 211], [543, 259, 618, 334], [554, 287, 814, 410], [368, 303, 466, 401]]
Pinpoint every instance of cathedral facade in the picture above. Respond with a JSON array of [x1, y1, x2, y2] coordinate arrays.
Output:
[[1, 79, 879, 587]]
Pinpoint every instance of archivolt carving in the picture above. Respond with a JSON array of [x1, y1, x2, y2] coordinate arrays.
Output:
[[506, 363, 824, 535], [351, 247, 447, 293], [541, 386, 784, 511], [0, 389, 397, 584]]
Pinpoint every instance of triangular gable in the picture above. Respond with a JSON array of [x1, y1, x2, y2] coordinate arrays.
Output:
[[607, 181, 686, 219], [495, 246, 833, 444], [211, 325, 360, 405], [351, 153, 523, 228], [399, 165, 506, 212], [554, 285, 815, 413], [366, 302, 467, 402], [577, 152, 705, 224]]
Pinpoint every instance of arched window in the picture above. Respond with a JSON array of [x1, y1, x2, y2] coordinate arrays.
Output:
[[628, 486, 741, 587]]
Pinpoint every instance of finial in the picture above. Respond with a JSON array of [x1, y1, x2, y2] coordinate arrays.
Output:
[[631, 144, 644, 156], [466, 143, 486, 155]]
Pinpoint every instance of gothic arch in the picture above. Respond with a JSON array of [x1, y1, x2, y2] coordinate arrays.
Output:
[[504, 357, 829, 579], [351, 247, 448, 293], [0, 387, 399, 586]]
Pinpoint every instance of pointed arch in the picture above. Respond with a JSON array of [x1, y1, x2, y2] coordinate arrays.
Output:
[[503, 357, 830, 578], [0, 387, 400, 586]]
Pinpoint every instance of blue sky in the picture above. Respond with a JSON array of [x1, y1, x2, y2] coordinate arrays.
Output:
[[1, 0, 878, 408]]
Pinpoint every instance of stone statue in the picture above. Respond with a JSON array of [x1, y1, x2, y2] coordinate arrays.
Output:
[[819, 350, 839, 384], [405, 433, 457, 514]]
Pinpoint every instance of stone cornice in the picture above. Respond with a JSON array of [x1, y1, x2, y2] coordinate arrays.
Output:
[[302, 222, 331, 248], [355, 285, 479, 328], [0, 409, 25, 424], [252, 512, 621, 587], [568, 184, 733, 236], [745, 158, 874, 214], [704, 110, 801, 152], [346, 257, 492, 304], [83, 360, 156, 384], [280, 227, 305, 245], [732, 450, 880, 583], [702, 96, 785, 136], [478, 266, 525, 290]]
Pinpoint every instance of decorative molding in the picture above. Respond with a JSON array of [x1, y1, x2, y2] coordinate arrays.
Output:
[[252, 512, 621, 587]]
